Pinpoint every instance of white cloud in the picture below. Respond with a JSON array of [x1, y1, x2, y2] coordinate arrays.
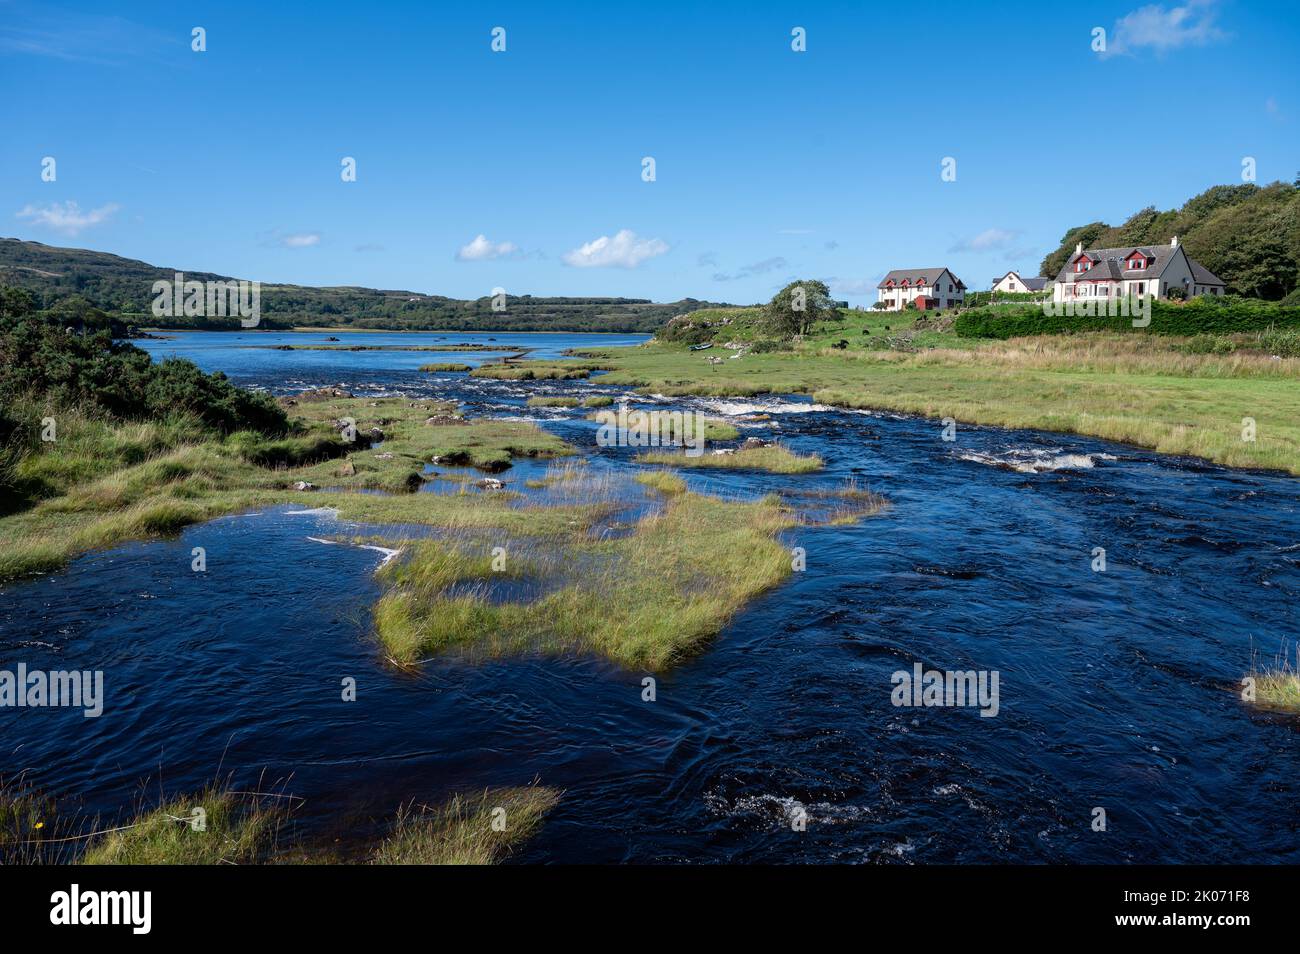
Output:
[[562, 229, 668, 269], [949, 228, 1019, 253], [16, 200, 119, 235], [281, 233, 321, 248], [456, 234, 519, 261], [1105, 0, 1225, 57]]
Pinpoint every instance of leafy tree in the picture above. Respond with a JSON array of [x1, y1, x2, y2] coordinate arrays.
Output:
[[765, 280, 834, 339]]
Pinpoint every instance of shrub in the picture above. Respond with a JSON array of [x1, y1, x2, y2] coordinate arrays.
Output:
[[953, 296, 1300, 338]]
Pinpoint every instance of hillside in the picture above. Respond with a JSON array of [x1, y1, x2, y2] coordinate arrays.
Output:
[[0, 239, 728, 333], [1038, 180, 1300, 301]]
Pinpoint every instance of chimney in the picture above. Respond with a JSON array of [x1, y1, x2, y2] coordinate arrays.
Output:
[[1075, 241, 1083, 255], [1171, 235, 1178, 248]]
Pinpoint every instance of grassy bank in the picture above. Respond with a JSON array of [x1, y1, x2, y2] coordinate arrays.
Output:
[[558, 307, 1300, 475], [4, 778, 558, 865], [0, 396, 579, 581]]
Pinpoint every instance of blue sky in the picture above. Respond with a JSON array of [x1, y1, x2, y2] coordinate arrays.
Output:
[[2, 0, 1297, 306]]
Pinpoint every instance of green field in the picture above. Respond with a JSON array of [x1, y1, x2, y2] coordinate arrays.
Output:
[[557, 306, 1300, 475]]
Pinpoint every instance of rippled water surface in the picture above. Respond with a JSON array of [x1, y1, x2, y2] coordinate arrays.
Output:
[[3, 331, 1298, 863]]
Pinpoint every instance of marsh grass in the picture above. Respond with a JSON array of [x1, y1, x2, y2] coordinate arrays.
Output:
[[526, 396, 581, 407], [372, 488, 865, 670], [0, 397, 585, 581], [635, 470, 687, 495], [80, 786, 284, 865], [582, 395, 615, 407], [370, 786, 560, 865], [636, 443, 824, 474], [1246, 648, 1300, 712], [419, 362, 473, 372]]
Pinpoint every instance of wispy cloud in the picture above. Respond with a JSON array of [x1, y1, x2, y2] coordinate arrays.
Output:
[[563, 229, 668, 268], [949, 228, 1019, 254], [281, 232, 321, 248], [1103, 0, 1226, 58], [712, 256, 788, 282], [456, 234, 519, 261], [0, 10, 178, 65], [16, 200, 119, 235]]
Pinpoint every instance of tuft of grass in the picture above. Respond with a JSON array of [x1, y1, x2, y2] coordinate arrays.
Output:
[[419, 362, 473, 373], [582, 395, 615, 407], [526, 396, 581, 408], [370, 786, 560, 865], [636, 443, 823, 474], [635, 470, 687, 495], [80, 787, 282, 865], [1245, 650, 1300, 712]]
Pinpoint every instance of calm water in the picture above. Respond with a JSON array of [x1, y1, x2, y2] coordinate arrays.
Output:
[[3, 331, 1299, 863]]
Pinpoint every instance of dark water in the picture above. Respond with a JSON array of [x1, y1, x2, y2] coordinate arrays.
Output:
[[3, 331, 1299, 863]]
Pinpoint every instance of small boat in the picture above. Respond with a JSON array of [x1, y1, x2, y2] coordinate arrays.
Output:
[[689, 343, 713, 351]]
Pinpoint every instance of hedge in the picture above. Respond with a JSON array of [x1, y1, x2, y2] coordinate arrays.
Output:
[[953, 296, 1300, 339]]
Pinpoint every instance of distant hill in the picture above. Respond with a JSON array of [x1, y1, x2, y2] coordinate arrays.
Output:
[[1039, 181, 1300, 301], [0, 239, 730, 333]]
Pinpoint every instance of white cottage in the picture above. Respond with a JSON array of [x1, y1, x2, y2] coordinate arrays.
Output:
[[876, 268, 965, 311], [1050, 237, 1225, 302], [991, 270, 1050, 294]]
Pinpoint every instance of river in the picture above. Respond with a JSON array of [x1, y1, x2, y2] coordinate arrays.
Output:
[[2, 330, 1298, 863]]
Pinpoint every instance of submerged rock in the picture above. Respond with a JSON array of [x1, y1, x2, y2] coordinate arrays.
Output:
[[291, 480, 316, 491], [476, 477, 505, 491]]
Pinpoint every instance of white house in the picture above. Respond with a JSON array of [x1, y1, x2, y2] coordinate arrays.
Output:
[[1051, 237, 1226, 303], [876, 268, 965, 311], [991, 270, 1050, 294]]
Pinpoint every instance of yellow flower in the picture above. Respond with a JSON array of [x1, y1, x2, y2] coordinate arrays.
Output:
[[34, 821, 44, 829]]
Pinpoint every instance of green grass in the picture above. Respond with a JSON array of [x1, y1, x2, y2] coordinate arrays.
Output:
[[373, 489, 872, 670], [636, 443, 824, 474], [470, 363, 597, 380], [526, 396, 580, 407], [635, 470, 687, 495], [370, 787, 560, 865], [419, 362, 473, 372], [582, 395, 615, 407], [0, 397, 585, 581], [1246, 652, 1300, 712], [81, 788, 280, 865]]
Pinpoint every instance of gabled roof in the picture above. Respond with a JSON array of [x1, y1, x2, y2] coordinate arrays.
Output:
[[1189, 259, 1225, 286], [1055, 245, 1177, 284], [878, 267, 963, 289], [992, 270, 1049, 291], [1053, 243, 1225, 289]]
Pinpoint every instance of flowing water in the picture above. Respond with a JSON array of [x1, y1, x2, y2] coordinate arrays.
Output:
[[3, 331, 1299, 863]]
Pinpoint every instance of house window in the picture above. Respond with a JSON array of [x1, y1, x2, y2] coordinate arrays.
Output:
[[1136, 282, 1145, 295]]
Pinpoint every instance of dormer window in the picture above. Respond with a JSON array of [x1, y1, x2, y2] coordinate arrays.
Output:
[[1127, 254, 1147, 270]]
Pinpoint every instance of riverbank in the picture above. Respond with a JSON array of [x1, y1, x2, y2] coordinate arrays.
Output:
[[561, 308, 1300, 475]]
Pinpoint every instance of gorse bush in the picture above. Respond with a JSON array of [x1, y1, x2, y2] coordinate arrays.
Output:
[[953, 296, 1300, 339], [0, 289, 287, 436]]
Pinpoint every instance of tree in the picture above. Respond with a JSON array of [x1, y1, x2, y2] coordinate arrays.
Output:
[[765, 279, 833, 339]]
